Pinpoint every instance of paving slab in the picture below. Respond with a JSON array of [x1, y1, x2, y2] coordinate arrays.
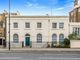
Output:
[[0, 48, 80, 52]]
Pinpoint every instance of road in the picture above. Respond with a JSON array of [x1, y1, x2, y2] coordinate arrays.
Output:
[[0, 51, 80, 60]]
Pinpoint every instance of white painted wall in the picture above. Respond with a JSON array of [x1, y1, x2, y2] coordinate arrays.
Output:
[[6, 16, 69, 47], [70, 40, 80, 48], [69, 23, 80, 34]]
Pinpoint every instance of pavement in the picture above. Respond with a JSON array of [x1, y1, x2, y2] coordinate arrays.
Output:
[[0, 48, 80, 52]]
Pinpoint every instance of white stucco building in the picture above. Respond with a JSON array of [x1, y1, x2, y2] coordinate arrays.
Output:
[[69, 23, 80, 35], [6, 15, 70, 48]]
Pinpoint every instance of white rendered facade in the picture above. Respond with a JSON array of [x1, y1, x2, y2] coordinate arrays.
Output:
[[6, 16, 69, 48]]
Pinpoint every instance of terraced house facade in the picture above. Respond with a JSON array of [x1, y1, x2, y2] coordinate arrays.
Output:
[[6, 15, 69, 48]]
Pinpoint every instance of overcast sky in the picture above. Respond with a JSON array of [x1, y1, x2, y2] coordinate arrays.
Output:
[[0, 0, 80, 16]]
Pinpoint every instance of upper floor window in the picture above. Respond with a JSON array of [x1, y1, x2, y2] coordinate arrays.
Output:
[[78, 8, 80, 12], [73, 27, 80, 35], [52, 23, 57, 28], [25, 22, 30, 28], [0, 33, 2, 36], [0, 21, 3, 28], [13, 22, 18, 28], [37, 22, 42, 28], [59, 23, 64, 29]]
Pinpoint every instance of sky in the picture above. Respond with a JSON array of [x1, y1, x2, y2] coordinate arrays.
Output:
[[0, 0, 80, 16]]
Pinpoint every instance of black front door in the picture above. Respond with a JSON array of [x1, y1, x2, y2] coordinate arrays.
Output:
[[0, 39, 2, 45]]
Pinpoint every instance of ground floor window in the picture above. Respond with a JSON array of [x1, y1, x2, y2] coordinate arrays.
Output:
[[37, 34, 42, 43], [59, 34, 64, 42], [13, 34, 19, 43], [52, 34, 57, 43]]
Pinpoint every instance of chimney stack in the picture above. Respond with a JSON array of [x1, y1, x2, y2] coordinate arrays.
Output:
[[74, 0, 79, 9]]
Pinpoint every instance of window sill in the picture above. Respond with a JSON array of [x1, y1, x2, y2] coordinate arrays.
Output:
[[24, 28, 31, 30], [51, 28, 65, 30], [12, 28, 20, 30], [36, 28, 43, 30], [59, 28, 65, 30]]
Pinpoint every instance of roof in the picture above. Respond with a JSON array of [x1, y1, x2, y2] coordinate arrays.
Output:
[[6, 15, 69, 18]]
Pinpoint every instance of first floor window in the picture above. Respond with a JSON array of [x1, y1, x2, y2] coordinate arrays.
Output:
[[37, 34, 42, 43], [52, 23, 57, 28], [73, 27, 80, 35], [78, 7, 80, 12], [59, 23, 64, 29], [13, 34, 19, 43], [13, 22, 18, 28], [37, 22, 42, 28], [25, 22, 30, 28], [0, 33, 2, 36], [0, 21, 3, 28]]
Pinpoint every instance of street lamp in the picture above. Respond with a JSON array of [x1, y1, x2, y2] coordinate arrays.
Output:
[[8, 0, 11, 51]]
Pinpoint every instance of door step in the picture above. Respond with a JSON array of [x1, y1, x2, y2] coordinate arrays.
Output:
[[24, 46, 30, 48]]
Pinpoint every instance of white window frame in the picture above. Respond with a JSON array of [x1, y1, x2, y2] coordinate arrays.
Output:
[[37, 34, 42, 43], [52, 34, 57, 42], [59, 22, 64, 29], [37, 22, 42, 28], [59, 34, 64, 42], [52, 23, 57, 28], [13, 34, 19, 43], [25, 22, 30, 28], [13, 22, 18, 28]]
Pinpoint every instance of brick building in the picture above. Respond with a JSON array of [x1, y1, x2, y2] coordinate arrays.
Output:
[[69, 0, 80, 22], [0, 13, 6, 46]]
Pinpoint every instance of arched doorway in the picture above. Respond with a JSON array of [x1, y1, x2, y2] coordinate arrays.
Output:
[[25, 34, 30, 46]]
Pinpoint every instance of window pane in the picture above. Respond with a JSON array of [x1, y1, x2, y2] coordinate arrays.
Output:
[[78, 7, 80, 12], [13, 34, 19, 43], [37, 34, 42, 43], [0, 21, 3, 28], [52, 34, 57, 42], [37, 23, 42, 28], [14, 22, 18, 28], [0, 33, 2, 36], [59, 23, 64, 29], [73, 27, 80, 35], [59, 34, 64, 42], [52, 23, 57, 28], [25, 22, 30, 28]]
